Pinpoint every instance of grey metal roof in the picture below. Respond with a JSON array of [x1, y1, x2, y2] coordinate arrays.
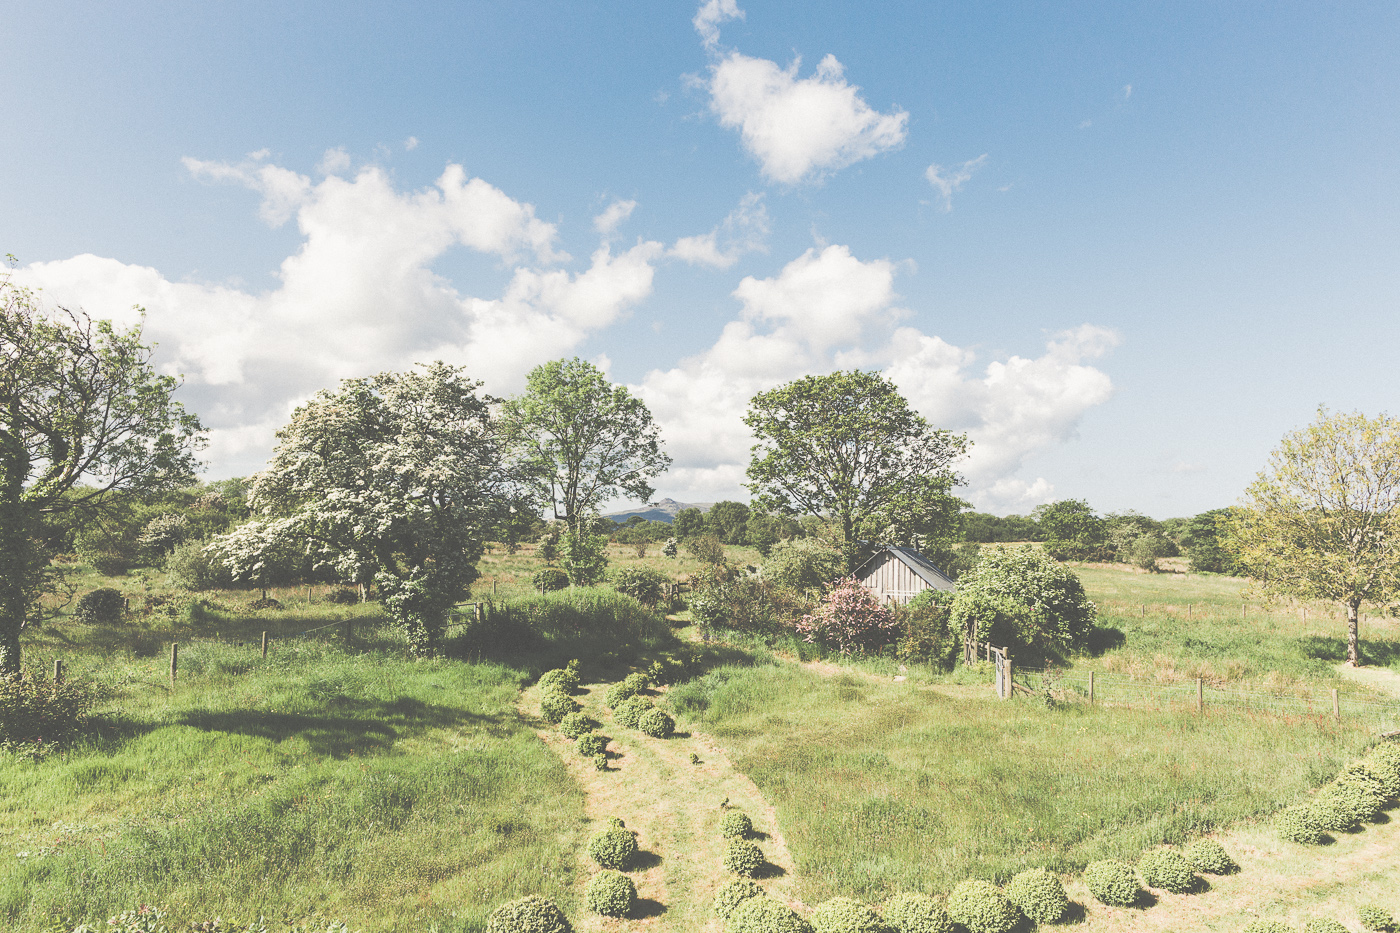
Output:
[[854, 545, 956, 591]]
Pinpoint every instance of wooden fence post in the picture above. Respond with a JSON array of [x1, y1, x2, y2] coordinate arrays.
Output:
[[170, 642, 178, 686], [1141, 604, 1146, 617], [261, 631, 269, 659], [1332, 688, 1340, 723], [1187, 603, 1191, 620], [343, 619, 352, 642], [1242, 603, 1247, 619], [1196, 678, 1204, 714], [1005, 651, 1013, 700], [53, 658, 63, 685], [1088, 670, 1094, 705]]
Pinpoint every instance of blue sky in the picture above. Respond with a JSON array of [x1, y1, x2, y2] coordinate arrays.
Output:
[[4, 1, 1399, 517]]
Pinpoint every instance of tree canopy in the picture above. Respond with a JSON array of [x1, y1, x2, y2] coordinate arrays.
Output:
[[1231, 407, 1400, 666], [1032, 499, 1109, 562], [744, 370, 968, 570], [1, 275, 205, 671], [950, 545, 1098, 664]]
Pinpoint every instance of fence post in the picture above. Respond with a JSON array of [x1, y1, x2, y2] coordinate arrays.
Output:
[[1187, 603, 1191, 620], [343, 619, 352, 642], [1005, 651, 1013, 700], [475, 603, 483, 624], [1196, 678, 1203, 714], [261, 631, 269, 659], [170, 642, 178, 686], [53, 658, 63, 685], [1332, 688, 1340, 723], [1141, 604, 1145, 617], [1088, 670, 1094, 705], [1242, 603, 1247, 619]]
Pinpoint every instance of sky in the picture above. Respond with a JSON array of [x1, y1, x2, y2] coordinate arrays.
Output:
[[4, 1, 1399, 518]]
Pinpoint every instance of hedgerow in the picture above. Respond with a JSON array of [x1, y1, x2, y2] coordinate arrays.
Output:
[[558, 711, 594, 739], [724, 838, 765, 876], [714, 879, 765, 919], [727, 897, 814, 933], [539, 689, 579, 724], [1276, 804, 1324, 844], [614, 695, 653, 728]]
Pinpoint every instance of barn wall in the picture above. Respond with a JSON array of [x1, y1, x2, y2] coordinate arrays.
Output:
[[858, 554, 928, 605]]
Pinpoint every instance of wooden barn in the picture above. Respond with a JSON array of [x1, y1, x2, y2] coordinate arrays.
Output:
[[853, 546, 956, 605]]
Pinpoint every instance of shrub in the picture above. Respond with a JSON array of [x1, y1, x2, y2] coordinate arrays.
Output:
[[715, 879, 765, 919], [612, 567, 670, 607], [1138, 847, 1197, 894], [533, 568, 569, 593], [1005, 868, 1068, 923], [76, 587, 125, 626], [881, 893, 952, 933], [585, 869, 636, 918], [576, 733, 607, 757], [811, 897, 884, 933], [586, 826, 638, 870], [323, 585, 359, 604], [486, 895, 573, 933], [559, 711, 594, 739], [605, 681, 639, 709], [1339, 760, 1395, 804], [724, 838, 765, 876], [950, 545, 1098, 663], [0, 673, 95, 751], [893, 593, 959, 670], [614, 695, 653, 729], [1360, 907, 1398, 933], [623, 670, 652, 693], [1183, 838, 1237, 875], [1083, 859, 1140, 907], [1352, 753, 1400, 800], [539, 689, 580, 724], [945, 881, 1019, 933], [1366, 743, 1400, 792], [1303, 921, 1349, 933], [1243, 923, 1294, 933], [795, 577, 900, 655], [1308, 781, 1376, 832], [1276, 804, 1324, 844], [166, 537, 234, 590], [727, 897, 814, 933], [593, 752, 608, 771], [638, 707, 675, 739], [538, 667, 579, 694], [721, 810, 754, 838]]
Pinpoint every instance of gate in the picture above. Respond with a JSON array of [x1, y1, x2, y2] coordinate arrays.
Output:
[[990, 645, 1012, 700]]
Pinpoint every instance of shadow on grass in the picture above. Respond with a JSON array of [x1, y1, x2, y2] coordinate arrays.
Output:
[[752, 862, 786, 880], [1059, 901, 1087, 925], [633, 898, 667, 919], [633, 850, 663, 870], [1298, 635, 1400, 666]]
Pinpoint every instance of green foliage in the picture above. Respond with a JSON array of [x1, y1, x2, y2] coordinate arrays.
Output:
[[714, 879, 765, 919], [962, 512, 1041, 544], [1341, 759, 1397, 802], [950, 546, 1098, 663], [724, 838, 765, 876], [880, 893, 952, 933], [721, 810, 754, 838], [611, 567, 670, 607], [688, 569, 796, 637], [1183, 838, 1237, 874], [1082, 859, 1140, 907], [1309, 779, 1380, 831], [810, 897, 884, 933], [763, 538, 845, 594], [686, 533, 727, 565], [537, 665, 580, 694], [1243, 923, 1295, 933], [673, 508, 705, 540], [1034, 499, 1110, 562], [75, 588, 125, 626], [945, 881, 1019, 933], [0, 672, 95, 751], [604, 680, 639, 708], [708, 501, 753, 545], [1303, 920, 1349, 933], [592, 752, 608, 771], [561, 527, 609, 587], [165, 537, 236, 591], [558, 711, 594, 739], [662, 537, 679, 558], [1004, 868, 1068, 923], [727, 897, 814, 933], [1181, 509, 1240, 574], [795, 577, 899, 655], [623, 670, 652, 693], [638, 707, 675, 738], [1276, 804, 1324, 844], [584, 869, 636, 919], [614, 695, 653, 729], [1359, 906, 1397, 933], [575, 733, 607, 757], [586, 826, 637, 870], [892, 592, 959, 670], [1137, 847, 1197, 893], [539, 688, 580, 724], [486, 897, 573, 933], [1367, 743, 1400, 795]]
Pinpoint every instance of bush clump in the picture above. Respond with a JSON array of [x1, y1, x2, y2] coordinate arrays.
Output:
[[1303, 921, 1349, 933], [946, 881, 1019, 933], [585, 869, 636, 918], [1005, 868, 1068, 923], [721, 810, 754, 838], [586, 825, 637, 870], [0, 673, 95, 751], [881, 893, 952, 933], [623, 670, 653, 694], [727, 897, 813, 933], [1277, 804, 1324, 844], [638, 707, 675, 739], [1242, 923, 1294, 933], [811, 897, 884, 933], [539, 689, 580, 724], [614, 695, 653, 728], [76, 587, 125, 626], [724, 838, 765, 876], [1183, 838, 1237, 875], [1309, 780, 1378, 832], [714, 879, 765, 919], [533, 568, 569, 593], [593, 752, 607, 770], [1347, 757, 1400, 802], [605, 681, 640, 709], [1138, 847, 1197, 894], [538, 664, 580, 695], [559, 711, 594, 739], [1366, 743, 1400, 791], [486, 895, 573, 933], [1360, 906, 1398, 933], [1083, 859, 1140, 907], [576, 733, 607, 757]]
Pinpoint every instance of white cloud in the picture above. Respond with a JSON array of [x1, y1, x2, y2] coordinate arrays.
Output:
[[668, 192, 769, 268], [1123, 84, 1133, 99], [15, 155, 663, 477], [700, 51, 908, 184], [404, 136, 419, 151], [593, 199, 637, 235], [693, 0, 744, 50], [924, 154, 986, 211], [317, 147, 351, 175]]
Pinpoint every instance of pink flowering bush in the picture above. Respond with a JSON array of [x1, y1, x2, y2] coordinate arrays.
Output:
[[794, 577, 900, 655]]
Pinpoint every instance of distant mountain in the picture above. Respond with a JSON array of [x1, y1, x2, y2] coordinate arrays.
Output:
[[603, 498, 715, 524]]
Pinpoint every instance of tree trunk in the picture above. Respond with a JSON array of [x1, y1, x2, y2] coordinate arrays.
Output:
[[0, 449, 30, 674], [1346, 599, 1361, 667]]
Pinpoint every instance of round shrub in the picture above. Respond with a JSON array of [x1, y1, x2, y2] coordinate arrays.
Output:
[[1309, 781, 1376, 832], [1360, 906, 1398, 933], [1183, 838, 1237, 875], [811, 897, 884, 933], [585, 869, 636, 918], [76, 588, 125, 626], [724, 838, 765, 876], [1083, 859, 1140, 907], [638, 707, 675, 739], [538, 668, 579, 694], [1277, 804, 1324, 844], [605, 681, 639, 709], [486, 895, 573, 933], [728, 897, 814, 933], [586, 826, 637, 870], [1349, 756, 1400, 801], [1304, 920, 1349, 933], [714, 879, 765, 919], [721, 810, 754, 838], [539, 689, 580, 724], [1005, 868, 1068, 923], [614, 695, 653, 728], [623, 671, 652, 693], [576, 734, 607, 758], [1243, 923, 1294, 933], [533, 568, 569, 593], [559, 711, 594, 739], [881, 893, 952, 933], [1138, 848, 1197, 894], [946, 881, 1018, 933], [1366, 743, 1400, 791]]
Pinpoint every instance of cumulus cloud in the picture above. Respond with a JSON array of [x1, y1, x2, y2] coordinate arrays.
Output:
[[15, 155, 663, 476], [693, 0, 743, 50], [925, 154, 986, 210], [633, 244, 1118, 511], [669, 192, 769, 268], [593, 199, 637, 235]]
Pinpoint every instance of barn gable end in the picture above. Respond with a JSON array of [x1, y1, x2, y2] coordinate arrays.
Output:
[[854, 546, 956, 605]]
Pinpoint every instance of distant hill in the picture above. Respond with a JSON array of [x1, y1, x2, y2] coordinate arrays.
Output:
[[603, 498, 715, 524]]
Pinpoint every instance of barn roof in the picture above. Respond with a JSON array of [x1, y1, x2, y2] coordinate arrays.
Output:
[[854, 545, 956, 591]]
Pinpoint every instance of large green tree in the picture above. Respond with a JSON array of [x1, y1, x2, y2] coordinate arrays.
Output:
[[744, 370, 968, 571], [1, 276, 205, 671], [1032, 499, 1109, 562], [1231, 407, 1400, 666], [502, 358, 670, 528]]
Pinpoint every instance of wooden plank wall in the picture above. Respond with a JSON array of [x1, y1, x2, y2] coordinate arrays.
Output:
[[858, 553, 926, 605]]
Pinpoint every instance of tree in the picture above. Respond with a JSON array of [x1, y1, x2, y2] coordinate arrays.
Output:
[[950, 545, 1098, 664], [238, 363, 517, 656], [672, 507, 705, 540], [1179, 509, 1239, 574], [706, 500, 751, 545], [1033, 499, 1109, 562], [745, 370, 968, 571], [502, 358, 670, 528], [1, 276, 205, 672], [1231, 407, 1400, 666]]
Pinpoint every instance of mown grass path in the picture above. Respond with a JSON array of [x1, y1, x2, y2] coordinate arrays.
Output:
[[521, 679, 803, 932]]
